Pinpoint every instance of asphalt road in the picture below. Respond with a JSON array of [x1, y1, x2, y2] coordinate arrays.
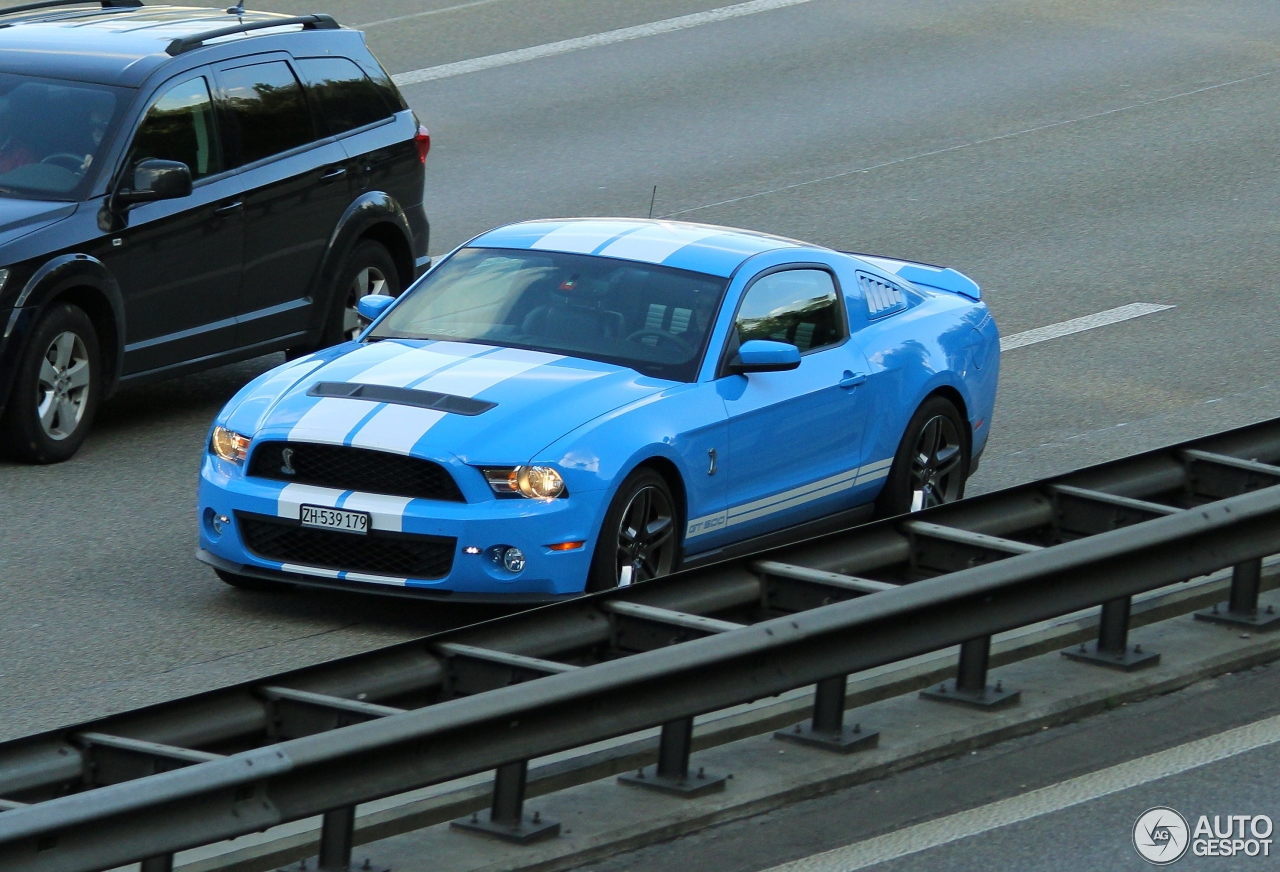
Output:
[[3, 0, 1280, 740], [569, 662, 1280, 872]]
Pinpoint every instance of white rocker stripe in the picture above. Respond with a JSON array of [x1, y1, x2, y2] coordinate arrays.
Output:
[[686, 458, 893, 538]]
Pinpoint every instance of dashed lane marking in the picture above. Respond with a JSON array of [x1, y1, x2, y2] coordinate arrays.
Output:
[[390, 0, 820, 86], [1000, 302, 1175, 352], [759, 711, 1280, 871]]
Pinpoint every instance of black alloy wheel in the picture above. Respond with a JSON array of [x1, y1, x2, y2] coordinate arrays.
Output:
[[587, 468, 680, 592], [877, 396, 969, 518], [0, 302, 101, 463]]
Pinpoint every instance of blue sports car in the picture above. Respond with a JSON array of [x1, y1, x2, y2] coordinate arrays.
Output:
[[197, 219, 999, 599]]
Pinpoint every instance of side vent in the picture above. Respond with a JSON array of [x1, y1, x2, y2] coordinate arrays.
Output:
[[859, 273, 907, 318]]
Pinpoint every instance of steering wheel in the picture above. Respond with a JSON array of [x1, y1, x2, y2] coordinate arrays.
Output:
[[41, 153, 86, 172], [625, 328, 694, 356]]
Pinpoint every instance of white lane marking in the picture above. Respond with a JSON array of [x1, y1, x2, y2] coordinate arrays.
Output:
[[759, 712, 1280, 872], [1000, 303, 1174, 352], [391, 0, 820, 86], [357, 0, 518, 29]]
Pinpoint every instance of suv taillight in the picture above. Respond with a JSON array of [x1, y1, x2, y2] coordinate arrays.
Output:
[[415, 125, 430, 164]]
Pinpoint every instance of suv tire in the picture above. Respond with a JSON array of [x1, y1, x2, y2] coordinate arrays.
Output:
[[321, 239, 401, 348], [1, 303, 101, 463]]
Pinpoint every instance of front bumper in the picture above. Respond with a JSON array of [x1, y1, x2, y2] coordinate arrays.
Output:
[[198, 455, 605, 599]]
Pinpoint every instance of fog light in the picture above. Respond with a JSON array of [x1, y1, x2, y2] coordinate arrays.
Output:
[[502, 547, 526, 573], [212, 514, 228, 535]]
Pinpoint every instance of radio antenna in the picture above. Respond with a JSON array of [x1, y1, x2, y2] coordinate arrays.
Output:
[[226, 2, 244, 15], [647, 185, 657, 220]]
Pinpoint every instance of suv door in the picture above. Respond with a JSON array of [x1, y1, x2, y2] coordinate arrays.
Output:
[[212, 57, 350, 348], [115, 71, 245, 376], [713, 268, 873, 543]]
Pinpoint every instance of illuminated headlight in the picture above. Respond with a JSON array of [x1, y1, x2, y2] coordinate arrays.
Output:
[[481, 465, 567, 499], [210, 426, 251, 464]]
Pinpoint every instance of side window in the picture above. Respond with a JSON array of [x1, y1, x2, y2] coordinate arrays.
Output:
[[296, 57, 394, 135], [127, 76, 221, 180], [734, 269, 845, 353], [217, 61, 316, 167]]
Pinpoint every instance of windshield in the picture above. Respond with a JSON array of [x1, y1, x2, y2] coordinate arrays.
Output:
[[370, 247, 730, 382], [0, 73, 128, 200]]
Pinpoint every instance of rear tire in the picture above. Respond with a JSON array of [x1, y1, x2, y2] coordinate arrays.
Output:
[[0, 302, 101, 463], [321, 240, 401, 347], [586, 468, 680, 592], [215, 568, 295, 593], [876, 396, 969, 518]]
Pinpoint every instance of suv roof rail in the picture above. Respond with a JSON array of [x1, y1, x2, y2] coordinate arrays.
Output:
[[165, 12, 338, 55], [0, 0, 140, 15]]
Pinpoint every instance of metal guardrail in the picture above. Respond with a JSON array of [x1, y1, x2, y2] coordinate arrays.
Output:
[[4, 421, 1280, 871]]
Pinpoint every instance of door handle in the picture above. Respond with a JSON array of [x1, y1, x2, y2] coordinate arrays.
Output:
[[212, 201, 243, 216], [839, 371, 867, 389], [320, 167, 347, 182]]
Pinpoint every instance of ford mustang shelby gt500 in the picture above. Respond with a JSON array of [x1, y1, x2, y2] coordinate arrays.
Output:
[[198, 219, 999, 598]]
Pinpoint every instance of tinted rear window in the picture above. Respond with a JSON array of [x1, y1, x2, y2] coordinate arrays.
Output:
[[217, 61, 316, 167], [296, 57, 394, 135]]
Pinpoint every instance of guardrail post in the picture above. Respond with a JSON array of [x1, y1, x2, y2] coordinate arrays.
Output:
[[1194, 558, 1280, 629], [141, 856, 173, 872], [619, 716, 726, 796], [774, 675, 879, 753], [920, 636, 1020, 709], [1063, 595, 1160, 671], [451, 760, 560, 844], [280, 806, 388, 872]]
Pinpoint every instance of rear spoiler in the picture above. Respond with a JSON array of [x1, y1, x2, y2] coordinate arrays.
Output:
[[842, 252, 981, 301]]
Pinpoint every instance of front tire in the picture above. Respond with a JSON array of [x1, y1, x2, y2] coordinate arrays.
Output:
[[586, 468, 680, 592], [876, 396, 969, 517], [0, 303, 101, 463]]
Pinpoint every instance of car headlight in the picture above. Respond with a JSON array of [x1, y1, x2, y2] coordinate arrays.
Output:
[[210, 426, 251, 464], [481, 465, 567, 499]]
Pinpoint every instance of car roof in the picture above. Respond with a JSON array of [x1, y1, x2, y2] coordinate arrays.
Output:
[[0, 4, 338, 86], [471, 219, 815, 279]]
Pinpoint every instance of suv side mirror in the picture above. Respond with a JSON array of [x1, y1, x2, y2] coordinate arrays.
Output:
[[729, 339, 802, 374], [115, 159, 193, 207]]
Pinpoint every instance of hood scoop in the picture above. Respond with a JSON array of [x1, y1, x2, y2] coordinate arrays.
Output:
[[308, 382, 497, 416]]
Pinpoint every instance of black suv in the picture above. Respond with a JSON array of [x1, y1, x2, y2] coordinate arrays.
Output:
[[0, 1, 430, 462]]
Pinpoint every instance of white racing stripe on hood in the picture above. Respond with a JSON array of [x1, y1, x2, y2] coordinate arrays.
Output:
[[287, 343, 488, 445], [596, 223, 723, 264], [346, 347, 564, 455]]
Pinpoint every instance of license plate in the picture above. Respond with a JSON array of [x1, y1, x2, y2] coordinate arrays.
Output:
[[300, 504, 369, 535]]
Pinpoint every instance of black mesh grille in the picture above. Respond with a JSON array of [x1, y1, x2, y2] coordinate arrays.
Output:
[[238, 513, 456, 579], [247, 441, 465, 502]]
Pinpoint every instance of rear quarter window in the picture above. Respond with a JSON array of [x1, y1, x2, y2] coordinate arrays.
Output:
[[296, 57, 394, 136]]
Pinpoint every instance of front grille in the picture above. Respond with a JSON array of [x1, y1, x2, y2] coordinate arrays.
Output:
[[238, 513, 456, 579], [247, 441, 465, 502]]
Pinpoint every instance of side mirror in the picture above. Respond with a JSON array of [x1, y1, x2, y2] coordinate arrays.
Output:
[[356, 294, 396, 323], [730, 339, 801, 374], [114, 159, 192, 207]]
